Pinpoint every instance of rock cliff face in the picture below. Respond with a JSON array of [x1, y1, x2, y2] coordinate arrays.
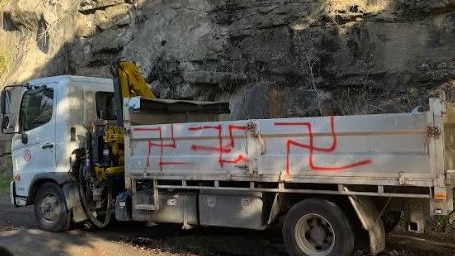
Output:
[[3, 0, 455, 119]]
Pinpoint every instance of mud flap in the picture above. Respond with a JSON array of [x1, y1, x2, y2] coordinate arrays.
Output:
[[346, 189, 385, 255], [62, 183, 88, 223], [267, 193, 280, 225]]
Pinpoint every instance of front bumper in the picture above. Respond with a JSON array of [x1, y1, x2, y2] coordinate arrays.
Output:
[[10, 181, 26, 207]]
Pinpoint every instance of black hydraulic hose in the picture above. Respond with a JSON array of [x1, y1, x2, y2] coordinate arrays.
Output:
[[78, 163, 112, 228]]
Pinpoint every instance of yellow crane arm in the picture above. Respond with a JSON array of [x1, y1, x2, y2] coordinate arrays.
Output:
[[111, 59, 157, 126], [116, 60, 156, 99]]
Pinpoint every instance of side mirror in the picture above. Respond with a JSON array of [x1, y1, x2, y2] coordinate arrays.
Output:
[[1, 116, 9, 131], [21, 132, 28, 144], [1, 89, 11, 115], [1, 88, 12, 134]]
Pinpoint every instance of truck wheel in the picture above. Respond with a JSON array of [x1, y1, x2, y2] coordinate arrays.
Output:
[[34, 183, 70, 232], [283, 198, 354, 256]]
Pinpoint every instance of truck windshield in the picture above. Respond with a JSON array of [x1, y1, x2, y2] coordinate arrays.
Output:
[[19, 88, 54, 131]]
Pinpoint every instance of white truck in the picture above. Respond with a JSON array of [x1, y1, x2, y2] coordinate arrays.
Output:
[[1, 63, 455, 256]]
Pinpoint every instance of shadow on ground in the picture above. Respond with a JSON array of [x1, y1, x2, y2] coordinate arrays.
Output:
[[2, 193, 455, 256]]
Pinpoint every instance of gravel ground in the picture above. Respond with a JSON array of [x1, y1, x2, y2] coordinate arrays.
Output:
[[1, 193, 455, 256]]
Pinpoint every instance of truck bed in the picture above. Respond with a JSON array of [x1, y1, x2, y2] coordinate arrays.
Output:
[[124, 98, 454, 190]]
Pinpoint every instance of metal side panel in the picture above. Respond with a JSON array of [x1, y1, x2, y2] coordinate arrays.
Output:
[[149, 193, 198, 225], [257, 114, 430, 180], [199, 191, 264, 230], [123, 100, 447, 187], [125, 120, 251, 175]]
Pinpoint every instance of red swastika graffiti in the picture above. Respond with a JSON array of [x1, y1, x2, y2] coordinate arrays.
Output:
[[188, 124, 247, 168], [275, 116, 371, 175], [133, 125, 188, 170]]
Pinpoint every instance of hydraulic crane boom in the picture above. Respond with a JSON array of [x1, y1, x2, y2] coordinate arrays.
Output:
[[111, 60, 156, 126]]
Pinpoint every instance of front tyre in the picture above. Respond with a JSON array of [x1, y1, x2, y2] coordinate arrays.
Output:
[[283, 198, 354, 256], [34, 183, 70, 232]]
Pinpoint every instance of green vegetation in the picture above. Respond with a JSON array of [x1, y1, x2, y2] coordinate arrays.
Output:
[[0, 171, 11, 194], [0, 151, 12, 194]]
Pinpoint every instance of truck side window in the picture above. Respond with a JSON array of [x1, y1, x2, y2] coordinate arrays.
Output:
[[95, 92, 116, 120], [19, 88, 54, 131]]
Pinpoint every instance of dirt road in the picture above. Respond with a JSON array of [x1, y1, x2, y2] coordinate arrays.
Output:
[[0, 193, 287, 256], [0, 194, 164, 256], [1, 193, 455, 256]]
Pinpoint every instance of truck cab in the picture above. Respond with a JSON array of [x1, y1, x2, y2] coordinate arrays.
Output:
[[4, 76, 114, 207]]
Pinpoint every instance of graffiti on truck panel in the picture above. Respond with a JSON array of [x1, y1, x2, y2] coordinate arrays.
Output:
[[188, 124, 247, 168], [133, 125, 188, 169], [274, 116, 372, 175]]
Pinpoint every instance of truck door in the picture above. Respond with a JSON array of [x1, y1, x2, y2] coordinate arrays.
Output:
[[11, 84, 56, 197]]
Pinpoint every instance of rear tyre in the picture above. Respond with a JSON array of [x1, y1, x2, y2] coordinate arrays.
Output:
[[34, 183, 71, 232], [283, 198, 354, 256]]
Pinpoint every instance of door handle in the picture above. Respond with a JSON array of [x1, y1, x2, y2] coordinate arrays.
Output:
[[42, 143, 53, 149]]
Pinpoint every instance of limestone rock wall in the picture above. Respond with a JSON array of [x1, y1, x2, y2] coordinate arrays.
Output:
[[1, 0, 455, 120]]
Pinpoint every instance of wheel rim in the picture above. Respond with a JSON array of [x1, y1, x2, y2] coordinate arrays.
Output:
[[294, 213, 335, 256], [39, 193, 60, 221]]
